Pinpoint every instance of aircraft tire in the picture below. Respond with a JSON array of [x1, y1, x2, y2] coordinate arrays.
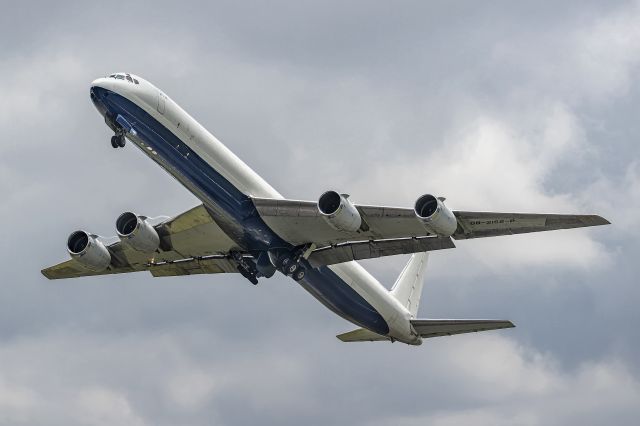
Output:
[[284, 262, 299, 275], [292, 268, 306, 281], [111, 135, 119, 148], [278, 255, 294, 269]]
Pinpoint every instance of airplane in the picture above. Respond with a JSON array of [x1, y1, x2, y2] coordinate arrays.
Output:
[[42, 72, 610, 345]]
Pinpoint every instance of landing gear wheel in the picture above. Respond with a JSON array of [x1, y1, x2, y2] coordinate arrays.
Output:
[[292, 268, 306, 281], [110, 135, 119, 148], [279, 256, 294, 269], [117, 135, 126, 147], [284, 262, 299, 276]]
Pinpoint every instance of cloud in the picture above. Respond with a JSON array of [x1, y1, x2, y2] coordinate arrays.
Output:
[[0, 330, 638, 426], [0, 52, 88, 130], [74, 388, 146, 426], [581, 161, 640, 235], [370, 336, 640, 426]]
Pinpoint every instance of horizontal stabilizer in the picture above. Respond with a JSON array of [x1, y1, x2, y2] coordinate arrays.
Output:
[[411, 319, 514, 338], [336, 328, 390, 342]]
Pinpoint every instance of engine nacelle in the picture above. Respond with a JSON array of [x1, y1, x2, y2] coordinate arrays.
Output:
[[116, 212, 160, 253], [67, 230, 111, 271], [318, 190, 362, 232], [414, 194, 458, 237]]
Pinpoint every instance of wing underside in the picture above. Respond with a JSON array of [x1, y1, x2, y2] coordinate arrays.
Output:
[[42, 204, 242, 280], [43, 198, 610, 279], [252, 197, 609, 266], [452, 211, 609, 239]]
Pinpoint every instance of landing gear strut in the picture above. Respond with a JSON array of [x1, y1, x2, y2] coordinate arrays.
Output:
[[237, 265, 259, 285], [231, 251, 259, 285]]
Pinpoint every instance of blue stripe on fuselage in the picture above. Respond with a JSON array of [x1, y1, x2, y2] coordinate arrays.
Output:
[[90, 87, 389, 336]]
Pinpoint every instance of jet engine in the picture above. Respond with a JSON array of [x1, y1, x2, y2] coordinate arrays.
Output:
[[116, 212, 160, 253], [414, 194, 458, 237], [318, 190, 362, 232], [67, 230, 111, 271]]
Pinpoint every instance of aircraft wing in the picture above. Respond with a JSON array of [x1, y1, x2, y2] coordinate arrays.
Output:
[[42, 204, 242, 280], [451, 211, 609, 239], [253, 197, 429, 247], [252, 197, 609, 250]]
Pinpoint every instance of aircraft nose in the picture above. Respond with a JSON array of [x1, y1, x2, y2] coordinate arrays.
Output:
[[89, 78, 113, 115], [90, 77, 111, 91]]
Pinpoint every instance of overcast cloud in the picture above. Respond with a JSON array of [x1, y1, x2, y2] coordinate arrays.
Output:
[[1, 1, 639, 425]]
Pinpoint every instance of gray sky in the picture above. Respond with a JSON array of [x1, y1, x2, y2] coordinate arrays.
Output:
[[1, 1, 639, 424]]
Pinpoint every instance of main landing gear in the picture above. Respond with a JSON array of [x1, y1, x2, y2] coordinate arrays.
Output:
[[110, 133, 126, 148], [231, 251, 260, 285], [277, 254, 307, 281], [230, 248, 310, 285]]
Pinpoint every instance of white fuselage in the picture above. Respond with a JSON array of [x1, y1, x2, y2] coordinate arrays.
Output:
[[90, 74, 420, 344]]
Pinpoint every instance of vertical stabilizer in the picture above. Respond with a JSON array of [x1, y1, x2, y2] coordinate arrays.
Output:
[[390, 253, 428, 318]]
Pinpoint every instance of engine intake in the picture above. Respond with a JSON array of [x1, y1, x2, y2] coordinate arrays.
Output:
[[67, 230, 111, 271], [318, 191, 362, 232], [116, 212, 160, 253], [414, 194, 458, 237]]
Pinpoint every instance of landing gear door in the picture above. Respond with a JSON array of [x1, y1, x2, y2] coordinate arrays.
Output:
[[157, 92, 166, 114]]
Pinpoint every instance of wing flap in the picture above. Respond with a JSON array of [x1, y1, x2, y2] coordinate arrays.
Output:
[[42, 255, 240, 280], [411, 319, 515, 338], [308, 236, 454, 267], [41, 259, 139, 280], [148, 256, 238, 277]]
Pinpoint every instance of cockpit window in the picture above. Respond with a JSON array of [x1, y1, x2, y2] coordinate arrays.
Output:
[[107, 73, 139, 84]]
